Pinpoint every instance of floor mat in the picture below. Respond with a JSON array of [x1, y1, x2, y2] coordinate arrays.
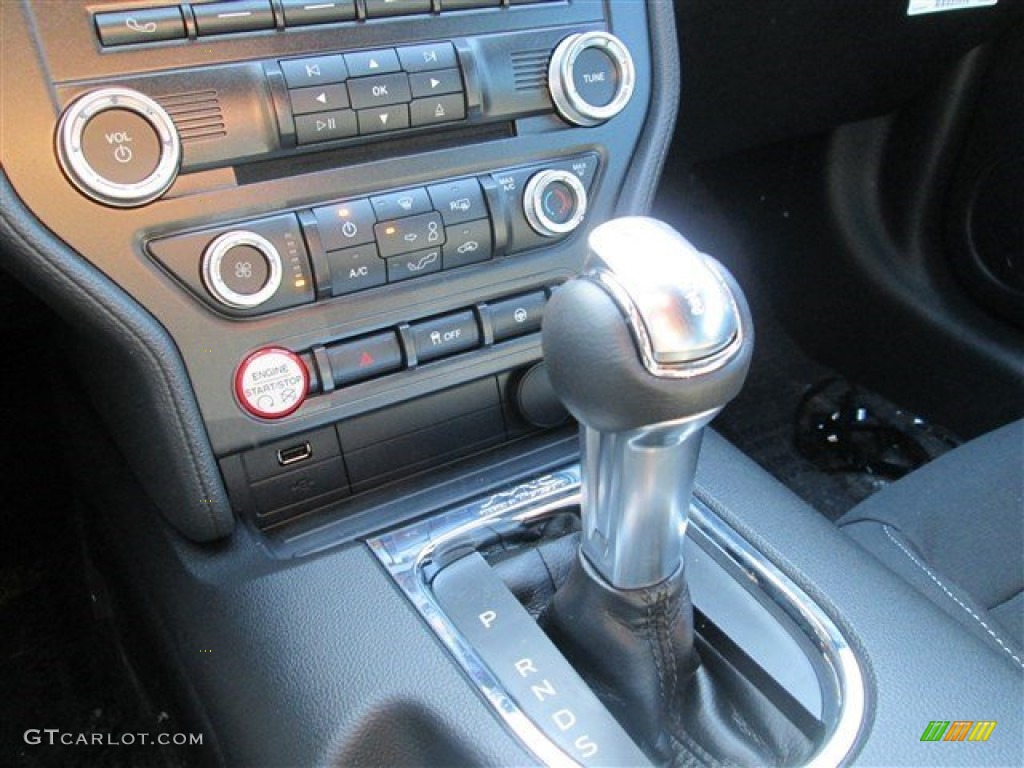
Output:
[[714, 304, 961, 521]]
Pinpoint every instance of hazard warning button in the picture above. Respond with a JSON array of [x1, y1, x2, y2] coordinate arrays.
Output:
[[326, 331, 403, 388], [234, 347, 310, 419]]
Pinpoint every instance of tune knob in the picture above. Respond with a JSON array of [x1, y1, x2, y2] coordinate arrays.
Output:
[[57, 87, 181, 207], [548, 31, 635, 127], [202, 231, 284, 310]]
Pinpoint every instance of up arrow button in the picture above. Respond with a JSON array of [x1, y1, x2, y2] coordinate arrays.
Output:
[[343, 48, 401, 78]]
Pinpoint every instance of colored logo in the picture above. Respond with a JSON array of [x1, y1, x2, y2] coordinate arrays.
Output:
[[920, 721, 996, 742]]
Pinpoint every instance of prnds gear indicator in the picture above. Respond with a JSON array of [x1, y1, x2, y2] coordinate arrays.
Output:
[[235, 348, 309, 419]]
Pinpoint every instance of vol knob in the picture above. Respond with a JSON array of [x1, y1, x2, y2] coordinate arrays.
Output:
[[57, 87, 181, 207]]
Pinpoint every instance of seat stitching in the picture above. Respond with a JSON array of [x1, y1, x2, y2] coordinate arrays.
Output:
[[883, 525, 1024, 670]]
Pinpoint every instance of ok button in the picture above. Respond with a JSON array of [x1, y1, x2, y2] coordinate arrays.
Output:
[[348, 73, 411, 110]]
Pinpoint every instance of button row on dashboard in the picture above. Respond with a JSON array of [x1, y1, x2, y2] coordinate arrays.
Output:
[[314, 288, 548, 395], [279, 43, 466, 145], [308, 176, 491, 296], [95, 0, 556, 48]]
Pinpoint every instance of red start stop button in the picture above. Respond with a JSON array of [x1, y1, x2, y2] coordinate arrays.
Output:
[[234, 347, 309, 419]]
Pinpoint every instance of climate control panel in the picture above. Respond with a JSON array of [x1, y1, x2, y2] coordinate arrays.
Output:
[[148, 153, 598, 316]]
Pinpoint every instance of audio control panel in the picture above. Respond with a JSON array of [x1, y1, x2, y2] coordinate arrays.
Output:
[[55, 25, 632, 207], [148, 153, 597, 316]]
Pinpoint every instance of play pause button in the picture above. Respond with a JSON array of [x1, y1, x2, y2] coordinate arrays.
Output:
[[295, 109, 357, 144], [357, 104, 409, 135], [289, 83, 351, 115]]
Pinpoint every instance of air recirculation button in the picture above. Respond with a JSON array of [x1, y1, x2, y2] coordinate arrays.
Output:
[[57, 87, 181, 207]]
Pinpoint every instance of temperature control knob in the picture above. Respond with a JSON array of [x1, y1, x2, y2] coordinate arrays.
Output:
[[202, 231, 284, 310], [523, 169, 588, 238], [57, 87, 181, 207], [548, 31, 635, 127]]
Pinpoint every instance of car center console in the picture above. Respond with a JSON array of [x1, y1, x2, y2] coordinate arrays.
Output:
[[1, 0, 660, 539], [6, 5, 1024, 768]]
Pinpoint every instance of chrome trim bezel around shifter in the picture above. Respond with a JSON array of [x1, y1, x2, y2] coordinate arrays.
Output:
[[368, 467, 867, 768]]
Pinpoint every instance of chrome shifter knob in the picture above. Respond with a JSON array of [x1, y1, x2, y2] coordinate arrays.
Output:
[[542, 217, 753, 589]]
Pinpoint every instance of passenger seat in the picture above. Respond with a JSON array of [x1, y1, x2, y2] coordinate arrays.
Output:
[[838, 420, 1023, 669]]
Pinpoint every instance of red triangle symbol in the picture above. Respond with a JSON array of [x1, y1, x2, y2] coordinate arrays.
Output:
[[359, 351, 374, 367]]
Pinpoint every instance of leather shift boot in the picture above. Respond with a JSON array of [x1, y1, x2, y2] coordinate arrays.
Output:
[[541, 556, 813, 767], [542, 557, 699, 761]]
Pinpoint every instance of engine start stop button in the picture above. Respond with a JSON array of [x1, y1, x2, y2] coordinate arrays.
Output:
[[234, 347, 309, 419]]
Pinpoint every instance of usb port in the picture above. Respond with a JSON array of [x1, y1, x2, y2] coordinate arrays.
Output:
[[276, 442, 313, 467]]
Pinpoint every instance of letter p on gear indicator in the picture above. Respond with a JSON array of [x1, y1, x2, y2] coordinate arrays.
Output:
[[234, 347, 309, 419]]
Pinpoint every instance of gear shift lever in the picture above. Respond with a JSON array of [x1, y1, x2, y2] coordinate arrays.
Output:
[[543, 216, 753, 590], [540, 217, 755, 758]]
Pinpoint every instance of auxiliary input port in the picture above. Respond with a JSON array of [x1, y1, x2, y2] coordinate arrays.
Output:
[[276, 442, 313, 467]]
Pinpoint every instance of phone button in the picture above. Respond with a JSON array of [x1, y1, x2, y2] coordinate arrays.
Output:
[[95, 7, 186, 47]]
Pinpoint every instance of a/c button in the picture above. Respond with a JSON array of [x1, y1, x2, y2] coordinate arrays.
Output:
[[326, 244, 386, 296], [80, 108, 162, 185]]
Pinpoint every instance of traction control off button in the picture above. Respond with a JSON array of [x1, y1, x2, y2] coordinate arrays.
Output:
[[235, 348, 310, 420]]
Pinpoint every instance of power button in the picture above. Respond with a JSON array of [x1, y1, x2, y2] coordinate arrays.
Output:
[[79, 109, 162, 185], [57, 88, 181, 207]]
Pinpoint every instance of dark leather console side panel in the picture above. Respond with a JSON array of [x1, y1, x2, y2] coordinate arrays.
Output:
[[0, 173, 234, 541]]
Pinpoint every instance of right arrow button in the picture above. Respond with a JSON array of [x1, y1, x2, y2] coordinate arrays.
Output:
[[409, 68, 462, 98]]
